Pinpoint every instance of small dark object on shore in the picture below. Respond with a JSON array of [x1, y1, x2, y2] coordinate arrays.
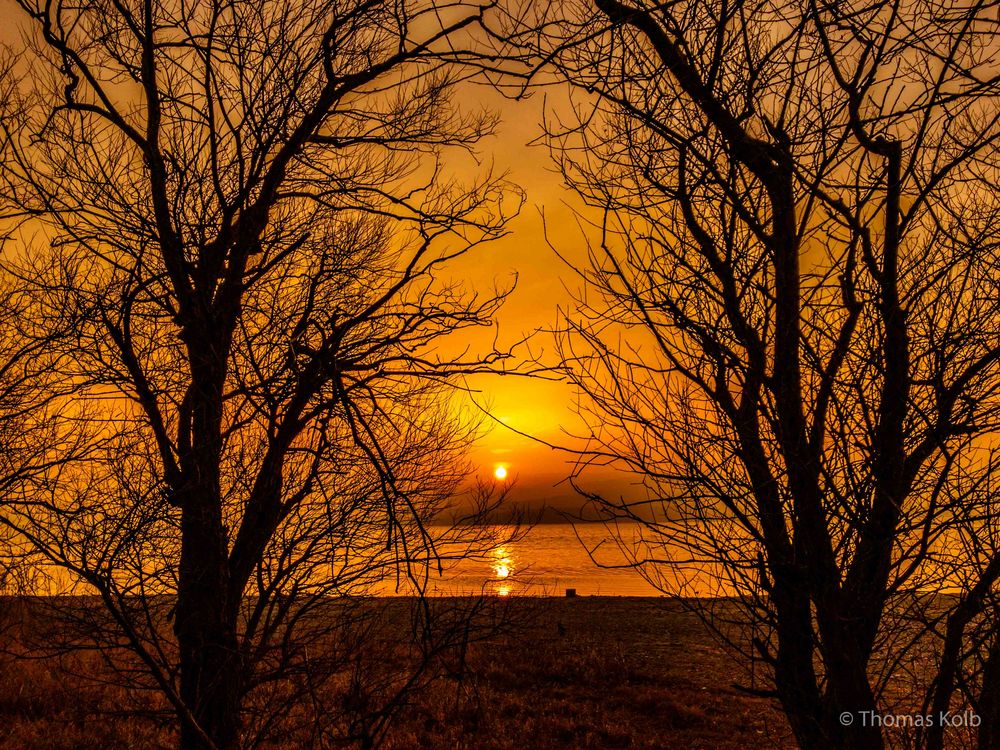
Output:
[[565, 588, 577, 597]]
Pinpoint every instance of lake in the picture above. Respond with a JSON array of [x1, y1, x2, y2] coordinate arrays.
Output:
[[35, 521, 728, 598], [376, 522, 669, 597]]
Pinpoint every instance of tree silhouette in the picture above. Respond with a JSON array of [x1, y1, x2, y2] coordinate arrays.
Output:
[[0, 1, 521, 748], [497, 0, 1000, 747]]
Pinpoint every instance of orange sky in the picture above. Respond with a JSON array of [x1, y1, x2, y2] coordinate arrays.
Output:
[[0, 0, 625, 513], [442, 85, 628, 510]]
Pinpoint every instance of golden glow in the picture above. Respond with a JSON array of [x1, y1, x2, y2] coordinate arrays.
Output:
[[493, 464, 508, 481], [492, 546, 514, 582], [413, 91, 603, 491]]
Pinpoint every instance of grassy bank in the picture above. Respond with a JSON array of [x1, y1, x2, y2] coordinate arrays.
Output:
[[0, 597, 791, 749], [389, 597, 791, 749]]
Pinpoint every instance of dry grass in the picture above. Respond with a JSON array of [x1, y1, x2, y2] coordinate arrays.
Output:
[[385, 598, 791, 750], [0, 652, 172, 749], [0, 597, 792, 749]]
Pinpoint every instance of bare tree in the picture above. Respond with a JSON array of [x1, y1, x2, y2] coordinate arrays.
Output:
[[0, 1, 522, 748], [495, 0, 1000, 748], [0, 277, 78, 604]]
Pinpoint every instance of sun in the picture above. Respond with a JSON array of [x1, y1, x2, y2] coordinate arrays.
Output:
[[493, 465, 508, 481]]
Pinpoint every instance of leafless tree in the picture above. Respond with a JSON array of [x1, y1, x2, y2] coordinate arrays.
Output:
[[0, 1, 522, 749], [0, 276, 79, 604], [493, 0, 1000, 748]]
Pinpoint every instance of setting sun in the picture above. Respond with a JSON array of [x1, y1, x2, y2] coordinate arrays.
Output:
[[493, 465, 508, 481]]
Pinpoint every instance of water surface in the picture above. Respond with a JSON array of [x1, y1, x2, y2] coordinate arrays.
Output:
[[380, 522, 666, 597]]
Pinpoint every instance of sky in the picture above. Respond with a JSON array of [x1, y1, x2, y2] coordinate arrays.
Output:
[[442, 85, 636, 519], [0, 2, 631, 519]]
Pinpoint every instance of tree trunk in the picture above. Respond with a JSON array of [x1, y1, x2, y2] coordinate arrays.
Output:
[[823, 645, 885, 750], [773, 600, 833, 750], [175, 487, 242, 750], [170, 310, 243, 750], [770, 575, 884, 750]]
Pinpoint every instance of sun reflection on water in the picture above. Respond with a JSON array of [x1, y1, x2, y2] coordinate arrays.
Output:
[[491, 545, 514, 595]]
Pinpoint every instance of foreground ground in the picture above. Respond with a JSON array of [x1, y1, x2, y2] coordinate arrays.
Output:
[[391, 597, 792, 749], [0, 597, 791, 749]]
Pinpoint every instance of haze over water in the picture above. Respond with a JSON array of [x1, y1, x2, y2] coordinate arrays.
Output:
[[378, 523, 669, 597]]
